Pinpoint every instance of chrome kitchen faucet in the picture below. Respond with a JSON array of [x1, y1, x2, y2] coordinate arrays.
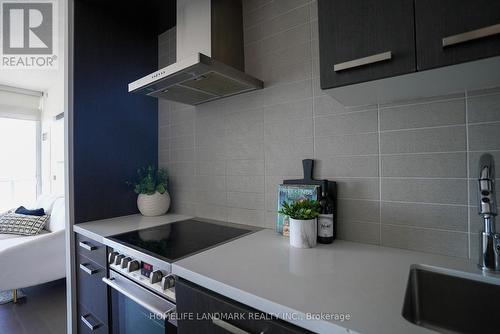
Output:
[[478, 154, 500, 272]]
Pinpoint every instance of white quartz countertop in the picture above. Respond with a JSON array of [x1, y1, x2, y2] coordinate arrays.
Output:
[[74, 214, 499, 334], [73, 213, 192, 243], [173, 229, 498, 334]]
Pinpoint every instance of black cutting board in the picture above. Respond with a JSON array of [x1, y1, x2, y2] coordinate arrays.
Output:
[[283, 159, 336, 198]]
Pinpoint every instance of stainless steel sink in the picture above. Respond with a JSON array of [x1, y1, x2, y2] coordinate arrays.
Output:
[[402, 265, 500, 334]]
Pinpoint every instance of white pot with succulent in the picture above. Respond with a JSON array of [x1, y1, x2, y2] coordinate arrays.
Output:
[[278, 199, 321, 248], [130, 166, 170, 216]]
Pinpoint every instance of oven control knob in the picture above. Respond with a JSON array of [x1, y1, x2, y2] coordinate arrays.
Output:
[[120, 257, 132, 269], [115, 254, 125, 266], [127, 260, 140, 272], [108, 251, 119, 264], [149, 270, 163, 284], [161, 274, 175, 290]]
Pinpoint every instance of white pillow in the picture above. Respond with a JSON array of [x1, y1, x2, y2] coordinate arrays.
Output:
[[45, 198, 65, 232], [34, 194, 62, 215]]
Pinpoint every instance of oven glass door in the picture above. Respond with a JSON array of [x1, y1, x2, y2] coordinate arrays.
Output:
[[104, 271, 176, 334]]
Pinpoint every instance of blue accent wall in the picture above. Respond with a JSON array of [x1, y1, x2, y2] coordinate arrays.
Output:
[[73, 1, 164, 223]]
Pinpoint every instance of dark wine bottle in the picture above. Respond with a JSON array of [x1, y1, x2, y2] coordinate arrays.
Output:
[[318, 180, 334, 244]]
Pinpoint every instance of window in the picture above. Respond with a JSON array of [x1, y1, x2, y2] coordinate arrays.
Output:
[[0, 118, 40, 212], [0, 86, 42, 212]]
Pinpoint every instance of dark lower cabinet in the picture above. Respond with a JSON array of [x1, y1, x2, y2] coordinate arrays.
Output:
[[415, 0, 500, 70], [77, 233, 107, 267], [318, 0, 416, 89], [76, 232, 109, 333], [79, 303, 109, 334], [176, 278, 313, 334]]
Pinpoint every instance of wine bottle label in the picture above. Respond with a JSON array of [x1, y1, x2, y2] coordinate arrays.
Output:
[[318, 214, 333, 238]]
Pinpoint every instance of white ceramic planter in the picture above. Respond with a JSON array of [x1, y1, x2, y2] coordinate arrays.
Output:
[[137, 191, 170, 216], [289, 218, 317, 248]]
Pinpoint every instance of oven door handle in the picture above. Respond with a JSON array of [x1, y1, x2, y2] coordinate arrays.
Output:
[[103, 277, 176, 319]]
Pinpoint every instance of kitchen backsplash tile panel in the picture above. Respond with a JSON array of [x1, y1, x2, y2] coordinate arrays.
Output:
[[315, 133, 379, 157], [380, 225, 468, 258], [380, 153, 467, 178], [337, 221, 380, 246], [468, 123, 500, 151], [379, 126, 467, 154], [381, 179, 468, 205], [158, 0, 500, 259], [315, 110, 378, 137], [381, 202, 468, 232], [334, 178, 380, 201], [379, 98, 465, 131], [467, 91, 500, 123]]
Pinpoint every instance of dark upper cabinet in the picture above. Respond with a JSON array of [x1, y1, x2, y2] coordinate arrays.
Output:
[[318, 0, 416, 89], [415, 0, 500, 71], [318, 0, 500, 94]]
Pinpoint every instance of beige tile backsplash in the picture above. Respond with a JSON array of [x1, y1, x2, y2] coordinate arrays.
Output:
[[158, 0, 500, 259]]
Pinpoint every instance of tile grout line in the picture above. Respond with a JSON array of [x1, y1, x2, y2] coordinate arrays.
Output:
[[378, 94, 466, 109], [244, 20, 312, 50], [380, 223, 469, 234], [243, 1, 315, 32], [309, 5, 316, 164], [223, 104, 230, 223], [374, 199, 468, 207], [467, 119, 500, 126], [380, 177, 468, 180], [168, 103, 172, 169], [193, 103, 200, 219], [377, 103, 382, 245], [379, 123, 466, 133], [465, 90, 472, 259]]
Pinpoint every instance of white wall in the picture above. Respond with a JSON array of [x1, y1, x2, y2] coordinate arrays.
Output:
[[41, 78, 65, 196], [40, 0, 66, 196]]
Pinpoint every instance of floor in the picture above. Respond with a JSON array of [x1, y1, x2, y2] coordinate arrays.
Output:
[[0, 279, 67, 334]]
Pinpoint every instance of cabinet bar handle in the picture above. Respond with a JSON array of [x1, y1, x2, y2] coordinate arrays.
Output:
[[212, 318, 259, 334], [333, 51, 392, 72], [79, 263, 98, 275], [81, 314, 100, 331], [79, 241, 96, 251], [442, 23, 500, 47]]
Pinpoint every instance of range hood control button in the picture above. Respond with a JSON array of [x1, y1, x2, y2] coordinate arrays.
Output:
[[149, 270, 163, 284]]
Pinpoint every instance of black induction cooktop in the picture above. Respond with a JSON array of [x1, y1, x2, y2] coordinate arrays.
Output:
[[108, 219, 254, 262]]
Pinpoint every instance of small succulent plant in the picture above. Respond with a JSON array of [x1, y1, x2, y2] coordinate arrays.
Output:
[[278, 199, 321, 220], [129, 166, 168, 195]]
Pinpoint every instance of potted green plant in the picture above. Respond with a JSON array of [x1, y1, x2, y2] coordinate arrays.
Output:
[[129, 166, 170, 216], [279, 199, 321, 248]]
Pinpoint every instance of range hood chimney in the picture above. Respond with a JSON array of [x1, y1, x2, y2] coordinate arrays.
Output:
[[129, 0, 263, 105]]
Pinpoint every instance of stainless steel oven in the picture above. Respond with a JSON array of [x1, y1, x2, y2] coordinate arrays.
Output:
[[103, 244, 177, 334], [103, 271, 176, 334]]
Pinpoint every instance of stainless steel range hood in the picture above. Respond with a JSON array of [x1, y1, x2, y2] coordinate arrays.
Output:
[[129, 0, 263, 105]]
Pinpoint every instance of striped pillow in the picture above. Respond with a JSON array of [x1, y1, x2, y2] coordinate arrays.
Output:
[[0, 212, 50, 236]]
